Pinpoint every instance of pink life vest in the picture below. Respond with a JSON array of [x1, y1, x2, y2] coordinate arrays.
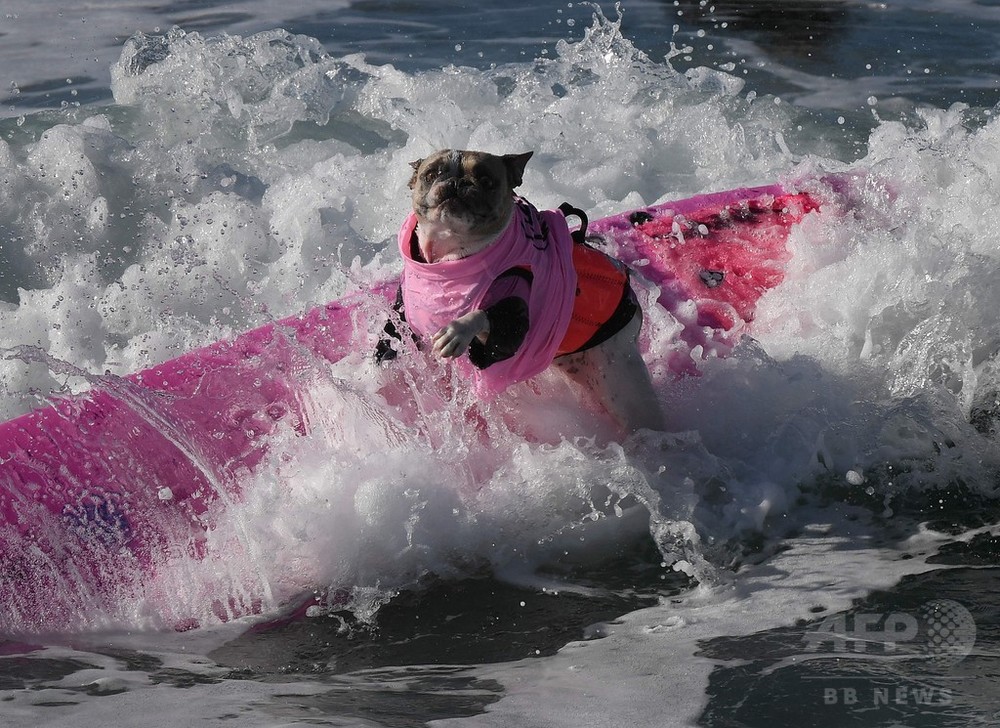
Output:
[[399, 198, 578, 396]]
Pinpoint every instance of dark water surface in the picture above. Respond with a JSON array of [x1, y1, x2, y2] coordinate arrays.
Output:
[[5, 0, 1000, 117]]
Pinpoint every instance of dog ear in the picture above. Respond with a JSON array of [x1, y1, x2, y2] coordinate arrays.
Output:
[[502, 152, 533, 188], [407, 158, 423, 189]]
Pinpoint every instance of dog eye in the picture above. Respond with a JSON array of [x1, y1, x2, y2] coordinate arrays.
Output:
[[423, 166, 444, 181], [479, 176, 496, 190]]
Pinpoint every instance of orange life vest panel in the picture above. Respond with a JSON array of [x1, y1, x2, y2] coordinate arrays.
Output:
[[556, 243, 630, 356]]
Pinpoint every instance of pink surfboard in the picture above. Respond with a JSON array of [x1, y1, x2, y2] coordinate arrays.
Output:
[[0, 183, 822, 633]]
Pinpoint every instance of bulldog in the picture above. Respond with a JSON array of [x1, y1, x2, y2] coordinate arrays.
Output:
[[408, 149, 531, 360], [384, 148, 665, 434]]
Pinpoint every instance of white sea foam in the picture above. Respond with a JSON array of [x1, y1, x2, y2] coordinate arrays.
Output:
[[0, 0, 351, 115]]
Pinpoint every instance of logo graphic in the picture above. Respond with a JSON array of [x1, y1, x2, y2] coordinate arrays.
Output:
[[919, 599, 977, 664], [803, 599, 976, 668]]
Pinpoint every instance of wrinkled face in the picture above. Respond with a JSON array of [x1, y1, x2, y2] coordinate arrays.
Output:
[[409, 149, 532, 238]]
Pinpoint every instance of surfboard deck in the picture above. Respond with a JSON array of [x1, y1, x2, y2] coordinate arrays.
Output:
[[0, 182, 824, 633]]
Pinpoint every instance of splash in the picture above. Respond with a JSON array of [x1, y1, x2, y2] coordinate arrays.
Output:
[[0, 7, 998, 633]]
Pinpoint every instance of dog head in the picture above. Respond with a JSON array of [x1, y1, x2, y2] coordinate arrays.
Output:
[[408, 149, 533, 240]]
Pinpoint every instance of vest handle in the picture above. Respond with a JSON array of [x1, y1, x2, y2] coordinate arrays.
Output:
[[558, 202, 589, 245]]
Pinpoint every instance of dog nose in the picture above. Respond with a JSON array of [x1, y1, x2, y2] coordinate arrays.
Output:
[[434, 178, 458, 198], [449, 178, 472, 195]]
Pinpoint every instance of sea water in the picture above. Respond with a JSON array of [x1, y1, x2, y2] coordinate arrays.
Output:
[[1, 1, 1000, 726]]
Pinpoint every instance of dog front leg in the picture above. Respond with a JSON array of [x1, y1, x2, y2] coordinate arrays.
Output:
[[432, 310, 490, 359]]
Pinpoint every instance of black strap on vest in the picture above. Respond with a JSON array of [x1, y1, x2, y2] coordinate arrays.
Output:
[[558, 202, 589, 245]]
